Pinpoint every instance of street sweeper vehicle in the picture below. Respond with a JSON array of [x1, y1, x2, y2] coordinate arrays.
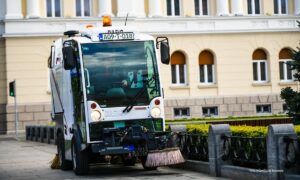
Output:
[[48, 16, 184, 175]]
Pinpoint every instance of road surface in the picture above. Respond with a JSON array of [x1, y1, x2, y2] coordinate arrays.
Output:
[[0, 137, 229, 180]]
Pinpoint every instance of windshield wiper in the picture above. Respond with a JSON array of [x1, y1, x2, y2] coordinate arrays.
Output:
[[122, 76, 155, 113]]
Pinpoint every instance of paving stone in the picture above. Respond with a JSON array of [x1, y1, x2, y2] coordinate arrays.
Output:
[[237, 97, 250, 104], [219, 104, 228, 113], [259, 96, 268, 103], [214, 97, 224, 105], [43, 104, 52, 112], [224, 97, 236, 104], [272, 103, 283, 110], [186, 99, 196, 106], [242, 104, 254, 112], [19, 113, 34, 121], [6, 105, 25, 113], [250, 96, 259, 103], [164, 107, 172, 115], [268, 95, 278, 103], [25, 105, 43, 113], [277, 95, 284, 102], [205, 98, 214, 105], [228, 104, 241, 112], [34, 112, 50, 121], [196, 99, 206, 106]]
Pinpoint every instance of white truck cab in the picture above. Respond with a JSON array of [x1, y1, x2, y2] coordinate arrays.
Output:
[[48, 16, 183, 175]]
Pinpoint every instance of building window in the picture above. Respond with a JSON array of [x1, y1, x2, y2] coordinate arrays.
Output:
[[171, 51, 187, 85], [274, 0, 288, 15], [252, 49, 268, 83], [202, 107, 218, 117], [76, 0, 91, 17], [199, 50, 215, 84], [279, 48, 294, 81], [256, 104, 272, 114], [167, 0, 181, 16], [194, 0, 208, 16], [247, 0, 261, 15], [46, 0, 61, 17], [283, 104, 288, 113], [174, 108, 190, 117]]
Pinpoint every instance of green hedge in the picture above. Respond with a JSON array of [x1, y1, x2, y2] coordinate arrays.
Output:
[[186, 124, 300, 137]]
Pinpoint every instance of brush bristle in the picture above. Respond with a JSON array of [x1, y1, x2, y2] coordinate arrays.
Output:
[[50, 154, 60, 169], [145, 148, 185, 167]]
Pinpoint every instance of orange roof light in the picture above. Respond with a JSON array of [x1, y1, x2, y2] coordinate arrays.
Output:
[[103, 16, 112, 27]]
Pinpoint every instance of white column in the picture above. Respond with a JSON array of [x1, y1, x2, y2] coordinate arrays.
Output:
[[5, 0, 23, 19], [148, 0, 162, 17], [216, 0, 229, 16], [231, 0, 243, 16], [117, 0, 132, 17], [132, 0, 145, 17], [295, 0, 300, 15], [26, 0, 40, 18], [98, 0, 113, 17]]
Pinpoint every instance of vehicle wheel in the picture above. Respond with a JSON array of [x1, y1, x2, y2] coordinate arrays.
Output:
[[57, 133, 72, 170], [71, 140, 89, 175], [141, 156, 158, 171], [122, 156, 136, 166]]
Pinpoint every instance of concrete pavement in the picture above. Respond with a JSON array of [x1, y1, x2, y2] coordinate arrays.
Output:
[[0, 136, 230, 180]]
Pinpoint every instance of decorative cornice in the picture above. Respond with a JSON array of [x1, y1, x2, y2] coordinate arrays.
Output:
[[1, 16, 299, 38]]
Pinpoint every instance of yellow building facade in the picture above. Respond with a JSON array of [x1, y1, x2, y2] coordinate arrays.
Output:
[[0, 0, 299, 133]]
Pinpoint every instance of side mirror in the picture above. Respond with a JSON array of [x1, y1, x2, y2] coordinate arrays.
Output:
[[156, 37, 170, 65], [160, 41, 170, 65], [48, 46, 54, 69], [63, 46, 76, 70]]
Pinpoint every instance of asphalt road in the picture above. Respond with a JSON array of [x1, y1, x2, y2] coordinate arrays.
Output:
[[0, 136, 229, 180]]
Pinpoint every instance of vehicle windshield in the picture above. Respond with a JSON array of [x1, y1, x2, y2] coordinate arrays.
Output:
[[81, 41, 160, 108]]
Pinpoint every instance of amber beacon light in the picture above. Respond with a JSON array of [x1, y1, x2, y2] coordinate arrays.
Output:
[[102, 16, 112, 27]]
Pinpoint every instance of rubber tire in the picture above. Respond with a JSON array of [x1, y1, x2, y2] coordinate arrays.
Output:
[[72, 140, 89, 175], [122, 156, 136, 166], [57, 133, 72, 170], [141, 156, 158, 171]]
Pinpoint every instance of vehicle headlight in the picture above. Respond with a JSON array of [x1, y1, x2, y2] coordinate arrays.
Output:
[[91, 110, 101, 122], [150, 107, 161, 118]]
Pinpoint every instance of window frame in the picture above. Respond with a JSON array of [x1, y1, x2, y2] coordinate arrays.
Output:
[[199, 64, 215, 84], [247, 0, 261, 15], [256, 104, 272, 114], [166, 0, 182, 16], [194, 0, 209, 16], [45, 0, 62, 18], [174, 107, 190, 117], [75, 0, 92, 17], [273, 0, 288, 15], [171, 64, 187, 85], [279, 59, 295, 82], [202, 106, 218, 117], [252, 59, 268, 83]]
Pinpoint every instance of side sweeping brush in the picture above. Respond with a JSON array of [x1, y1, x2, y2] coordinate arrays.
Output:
[[50, 154, 60, 169], [144, 147, 185, 167]]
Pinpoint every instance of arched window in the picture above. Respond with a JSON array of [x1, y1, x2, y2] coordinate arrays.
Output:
[[171, 51, 186, 85], [167, 0, 181, 16], [279, 48, 293, 81], [252, 49, 268, 82], [199, 50, 214, 84]]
